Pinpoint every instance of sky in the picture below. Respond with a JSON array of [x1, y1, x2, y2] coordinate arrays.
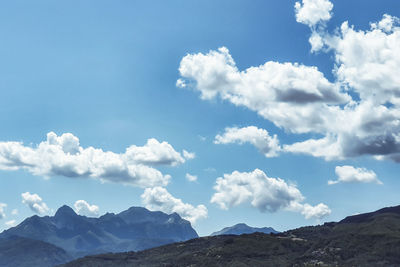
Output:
[[0, 0, 400, 236]]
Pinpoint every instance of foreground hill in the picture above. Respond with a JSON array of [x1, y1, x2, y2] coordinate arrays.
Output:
[[0, 236, 72, 267], [62, 205, 400, 266], [0, 205, 198, 259], [211, 223, 279, 236]]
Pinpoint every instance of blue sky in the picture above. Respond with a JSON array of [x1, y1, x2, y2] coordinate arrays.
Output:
[[1, 0, 400, 236]]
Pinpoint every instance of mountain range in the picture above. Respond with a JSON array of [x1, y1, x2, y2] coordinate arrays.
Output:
[[211, 223, 278, 236], [0, 205, 198, 266], [62, 205, 400, 266]]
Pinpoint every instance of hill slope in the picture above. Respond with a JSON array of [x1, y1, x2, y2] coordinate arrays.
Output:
[[61, 205, 400, 267], [0, 236, 72, 267]]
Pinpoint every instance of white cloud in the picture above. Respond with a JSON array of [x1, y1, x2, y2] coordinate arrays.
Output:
[[210, 169, 330, 220], [11, 209, 18, 216], [0, 132, 194, 188], [309, 31, 325, 52], [185, 173, 198, 182], [5, 220, 16, 228], [333, 18, 400, 106], [126, 138, 187, 166], [294, 0, 333, 27], [178, 47, 349, 135], [74, 200, 100, 217], [0, 203, 6, 219], [178, 12, 400, 164], [328, 165, 382, 185], [141, 187, 208, 224], [182, 150, 196, 160], [215, 126, 281, 158], [176, 78, 187, 88], [298, 203, 332, 220], [21, 192, 49, 215]]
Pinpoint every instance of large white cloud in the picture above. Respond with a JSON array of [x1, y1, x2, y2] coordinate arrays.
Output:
[[178, 11, 400, 164], [179, 47, 349, 134], [215, 126, 281, 158], [141, 187, 208, 224], [210, 169, 331, 220], [21, 192, 49, 215], [0, 132, 193, 188], [328, 165, 382, 185], [294, 0, 333, 27], [74, 200, 100, 217], [0, 203, 6, 219]]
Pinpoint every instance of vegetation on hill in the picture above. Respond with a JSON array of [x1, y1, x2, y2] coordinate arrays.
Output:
[[61, 205, 400, 267]]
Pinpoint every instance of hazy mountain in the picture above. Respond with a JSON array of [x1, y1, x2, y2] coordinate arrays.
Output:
[[0, 205, 198, 260], [0, 236, 72, 267], [61, 205, 400, 266], [211, 223, 279, 236]]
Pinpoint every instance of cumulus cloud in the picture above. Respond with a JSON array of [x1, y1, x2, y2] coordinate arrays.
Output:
[[294, 0, 333, 27], [328, 165, 382, 185], [182, 150, 196, 160], [0, 132, 193, 188], [0, 203, 6, 219], [74, 200, 100, 217], [21, 192, 49, 215], [178, 11, 400, 164], [215, 126, 281, 157], [297, 203, 332, 220], [178, 47, 349, 134], [126, 138, 187, 166], [141, 187, 208, 224], [185, 173, 198, 182], [210, 169, 330, 220], [5, 220, 16, 228]]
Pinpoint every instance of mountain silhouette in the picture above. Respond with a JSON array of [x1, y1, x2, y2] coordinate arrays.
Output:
[[211, 223, 279, 236], [0, 205, 198, 260]]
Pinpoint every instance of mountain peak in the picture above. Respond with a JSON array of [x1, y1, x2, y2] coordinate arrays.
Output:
[[54, 205, 77, 218]]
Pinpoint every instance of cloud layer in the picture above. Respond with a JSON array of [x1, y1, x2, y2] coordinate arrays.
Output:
[[210, 169, 331, 220], [21, 192, 49, 215], [215, 126, 281, 157], [141, 187, 208, 224], [0, 132, 193, 188], [74, 200, 100, 217], [328, 165, 382, 185]]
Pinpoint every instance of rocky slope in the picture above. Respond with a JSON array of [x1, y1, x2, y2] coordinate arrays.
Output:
[[0, 205, 198, 260]]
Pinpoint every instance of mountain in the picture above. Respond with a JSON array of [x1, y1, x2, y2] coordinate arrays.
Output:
[[0, 205, 198, 260], [61, 205, 400, 266], [211, 223, 279, 236], [0, 236, 72, 267]]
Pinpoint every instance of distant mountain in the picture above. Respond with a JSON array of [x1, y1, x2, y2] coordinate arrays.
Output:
[[211, 223, 279, 236], [61, 205, 400, 266], [0, 205, 198, 260], [0, 236, 72, 267]]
